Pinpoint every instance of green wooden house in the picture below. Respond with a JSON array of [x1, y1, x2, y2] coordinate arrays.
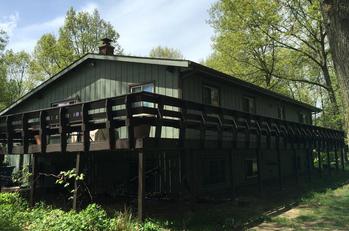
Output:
[[0, 39, 345, 218]]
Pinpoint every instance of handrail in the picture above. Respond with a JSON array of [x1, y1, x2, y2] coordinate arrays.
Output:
[[0, 91, 345, 154]]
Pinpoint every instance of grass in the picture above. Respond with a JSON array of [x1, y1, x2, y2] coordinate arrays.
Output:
[[248, 168, 349, 231]]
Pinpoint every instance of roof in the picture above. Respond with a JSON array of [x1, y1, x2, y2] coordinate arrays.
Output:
[[0, 53, 321, 115]]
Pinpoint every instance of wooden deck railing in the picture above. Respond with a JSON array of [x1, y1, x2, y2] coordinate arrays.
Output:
[[0, 91, 345, 155]]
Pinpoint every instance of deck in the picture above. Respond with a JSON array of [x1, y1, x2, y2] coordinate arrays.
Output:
[[0, 91, 346, 220]]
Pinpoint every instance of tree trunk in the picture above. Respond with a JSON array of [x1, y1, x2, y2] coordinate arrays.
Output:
[[322, 0, 349, 134]]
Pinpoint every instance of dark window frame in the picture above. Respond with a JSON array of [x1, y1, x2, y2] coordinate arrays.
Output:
[[202, 84, 221, 107], [277, 104, 286, 120], [242, 95, 256, 114]]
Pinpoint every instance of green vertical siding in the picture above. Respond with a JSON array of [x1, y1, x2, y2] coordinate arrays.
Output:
[[182, 73, 312, 124], [9, 59, 179, 138]]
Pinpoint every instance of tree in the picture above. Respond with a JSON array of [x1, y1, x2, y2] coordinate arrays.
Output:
[[0, 30, 8, 110], [149, 46, 184, 59], [31, 7, 122, 82], [3, 50, 32, 105], [322, 1, 349, 133], [208, 0, 342, 128]]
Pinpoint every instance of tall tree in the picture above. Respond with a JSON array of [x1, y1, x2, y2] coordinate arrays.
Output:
[[31, 7, 122, 82], [208, 0, 342, 128], [322, 1, 349, 132], [149, 46, 184, 59], [3, 50, 32, 105], [0, 30, 8, 110]]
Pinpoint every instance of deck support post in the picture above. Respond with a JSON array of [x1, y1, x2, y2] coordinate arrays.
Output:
[[292, 144, 299, 184], [29, 154, 38, 207], [73, 152, 81, 211], [317, 141, 322, 177], [228, 149, 235, 196], [326, 144, 331, 176], [334, 143, 339, 171], [138, 151, 145, 222], [341, 144, 345, 171], [276, 137, 282, 190], [256, 132, 263, 194], [306, 148, 312, 182]]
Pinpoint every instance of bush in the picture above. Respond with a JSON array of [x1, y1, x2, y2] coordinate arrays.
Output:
[[0, 193, 165, 231]]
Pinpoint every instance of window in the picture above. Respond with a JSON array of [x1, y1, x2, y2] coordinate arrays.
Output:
[[277, 105, 286, 120], [298, 112, 308, 124], [242, 96, 256, 113], [130, 82, 154, 107], [130, 82, 154, 94], [245, 159, 258, 178], [203, 85, 220, 106]]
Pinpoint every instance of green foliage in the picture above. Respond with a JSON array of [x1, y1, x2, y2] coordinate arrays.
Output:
[[0, 193, 165, 231], [149, 46, 184, 59], [31, 7, 122, 82], [207, 0, 343, 129]]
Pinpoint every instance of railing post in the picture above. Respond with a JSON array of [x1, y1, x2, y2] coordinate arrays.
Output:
[[39, 111, 47, 154], [6, 116, 13, 154], [59, 107, 67, 153], [155, 98, 164, 144], [125, 95, 134, 149], [105, 99, 116, 150], [22, 113, 29, 154], [82, 103, 90, 152]]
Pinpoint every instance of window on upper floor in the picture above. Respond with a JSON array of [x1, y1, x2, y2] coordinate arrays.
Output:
[[203, 85, 220, 106], [129, 82, 154, 107], [277, 104, 286, 120], [298, 112, 309, 124], [242, 96, 256, 113]]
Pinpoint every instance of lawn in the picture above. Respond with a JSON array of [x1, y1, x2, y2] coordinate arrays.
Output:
[[251, 181, 349, 230]]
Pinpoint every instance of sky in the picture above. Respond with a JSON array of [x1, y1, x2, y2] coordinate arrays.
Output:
[[0, 0, 216, 62]]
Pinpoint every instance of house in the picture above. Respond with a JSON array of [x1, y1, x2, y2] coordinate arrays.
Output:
[[0, 38, 345, 220]]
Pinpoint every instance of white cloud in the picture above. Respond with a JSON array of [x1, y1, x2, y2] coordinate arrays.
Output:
[[0, 12, 19, 36]]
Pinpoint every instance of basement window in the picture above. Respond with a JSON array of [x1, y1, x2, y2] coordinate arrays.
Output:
[[203, 85, 220, 106], [245, 159, 258, 178]]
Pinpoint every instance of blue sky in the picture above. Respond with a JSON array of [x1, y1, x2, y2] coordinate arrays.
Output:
[[0, 0, 216, 61]]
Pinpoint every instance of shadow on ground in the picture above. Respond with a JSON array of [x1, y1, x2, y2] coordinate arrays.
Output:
[[134, 168, 349, 231]]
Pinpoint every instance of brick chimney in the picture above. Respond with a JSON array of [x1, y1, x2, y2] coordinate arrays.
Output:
[[99, 38, 115, 55]]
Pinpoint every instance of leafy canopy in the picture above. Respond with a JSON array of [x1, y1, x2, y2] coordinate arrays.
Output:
[[31, 7, 122, 82]]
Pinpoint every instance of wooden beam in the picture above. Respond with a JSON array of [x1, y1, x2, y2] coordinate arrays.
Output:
[[306, 148, 312, 182], [138, 151, 145, 222], [327, 144, 331, 176], [256, 132, 263, 193], [73, 152, 81, 211], [276, 136, 282, 190], [228, 148, 235, 196], [341, 144, 345, 171], [334, 143, 339, 171], [317, 142, 322, 177], [29, 154, 38, 207]]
